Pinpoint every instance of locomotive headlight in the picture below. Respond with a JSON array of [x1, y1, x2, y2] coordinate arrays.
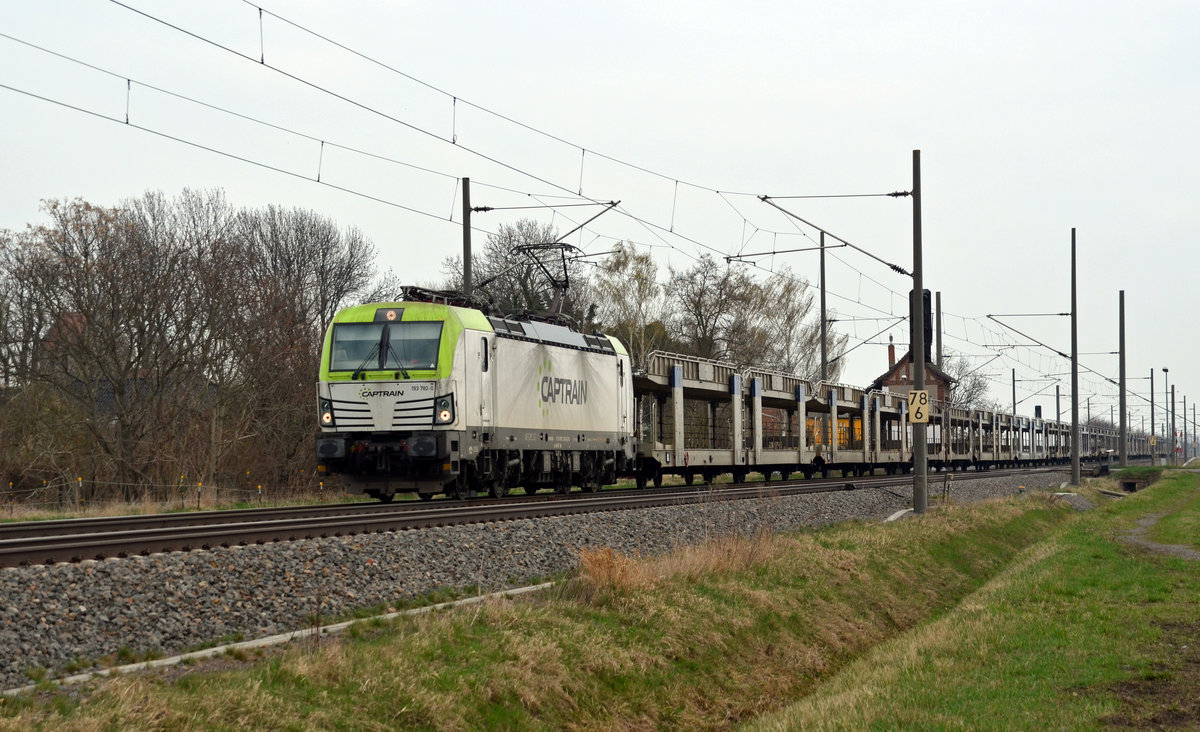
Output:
[[319, 397, 335, 427], [434, 395, 455, 425]]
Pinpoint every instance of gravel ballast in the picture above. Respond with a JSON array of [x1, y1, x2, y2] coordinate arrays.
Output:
[[1, 472, 1072, 691]]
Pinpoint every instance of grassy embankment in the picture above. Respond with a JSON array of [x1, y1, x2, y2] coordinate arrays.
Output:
[[2, 472, 1197, 730], [750, 469, 1200, 730]]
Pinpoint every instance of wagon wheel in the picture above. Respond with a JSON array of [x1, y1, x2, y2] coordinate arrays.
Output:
[[489, 481, 509, 499]]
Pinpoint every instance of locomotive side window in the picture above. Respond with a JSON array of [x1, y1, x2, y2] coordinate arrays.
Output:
[[481, 337, 489, 372]]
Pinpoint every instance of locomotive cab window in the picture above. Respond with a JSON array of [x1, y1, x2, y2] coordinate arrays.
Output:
[[330, 323, 384, 371], [330, 321, 444, 372], [383, 322, 442, 370]]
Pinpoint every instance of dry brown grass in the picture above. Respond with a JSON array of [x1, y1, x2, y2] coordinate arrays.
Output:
[[1, 485, 354, 524], [575, 529, 777, 597]]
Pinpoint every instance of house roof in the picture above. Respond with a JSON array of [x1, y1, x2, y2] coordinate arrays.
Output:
[[869, 348, 957, 392]]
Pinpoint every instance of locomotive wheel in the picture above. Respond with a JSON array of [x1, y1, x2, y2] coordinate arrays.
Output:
[[489, 481, 509, 499], [524, 485, 540, 496], [446, 465, 476, 500], [418, 492, 434, 501], [445, 477, 467, 500]]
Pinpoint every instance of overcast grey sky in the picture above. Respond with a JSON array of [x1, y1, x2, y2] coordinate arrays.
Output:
[[2, 1, 1197, 438]]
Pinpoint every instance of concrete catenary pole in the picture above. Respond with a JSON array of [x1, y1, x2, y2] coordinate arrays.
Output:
[[1164, 368, 1170, 461], [462, 178, 473, 297], [820, 231, 828, 383], [1151, 369, 1156, 459], [1119, 290, 1127, 465], [912, 150, 928, 514], [1070, 228, 1080, 486], [1171, 385, 1177, 466]]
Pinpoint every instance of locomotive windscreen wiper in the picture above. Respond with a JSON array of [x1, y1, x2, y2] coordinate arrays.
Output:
[[380, 323, 409, 379], [385, 342, 410, 380], [351, 342, 381, 381]]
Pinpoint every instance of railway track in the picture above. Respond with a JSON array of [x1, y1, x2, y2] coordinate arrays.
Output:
[[0, 466, 1069, 568]]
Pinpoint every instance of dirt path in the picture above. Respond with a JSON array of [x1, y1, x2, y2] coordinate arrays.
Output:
[[1121, 514, 1200, 561], [1104, 509, 1200, 729]]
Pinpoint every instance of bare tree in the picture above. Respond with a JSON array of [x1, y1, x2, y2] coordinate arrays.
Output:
[[666, 255, 762, 366], [0, 191, 378, 499], [664, 256, 845, 377], [591, 242, 672, 370], [757, 266, 848, 382], [942, 351, 1001, 411]]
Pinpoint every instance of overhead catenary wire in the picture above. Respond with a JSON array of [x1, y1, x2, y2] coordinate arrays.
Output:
[[0, 27, 715, 288], [0, 29, 631, 249], [758, 196, 911, 276], [3, 3, 904, 308], [4, 9, 1155, 409], [0, 80, 470, 227], [108, 0, 906, 270], [107, 0, 611, 207]]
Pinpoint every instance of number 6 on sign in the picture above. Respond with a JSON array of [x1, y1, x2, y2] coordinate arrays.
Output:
[[907, 390, 930, 424]]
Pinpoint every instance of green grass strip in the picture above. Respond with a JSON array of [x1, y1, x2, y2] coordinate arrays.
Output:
[[749, 472, 1200, 730]]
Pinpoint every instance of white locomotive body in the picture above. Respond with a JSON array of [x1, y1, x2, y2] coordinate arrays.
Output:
[[316, 298, 635, 500]]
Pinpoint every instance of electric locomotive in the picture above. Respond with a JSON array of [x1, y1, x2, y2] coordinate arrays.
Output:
[[315, 290, 636, 501]]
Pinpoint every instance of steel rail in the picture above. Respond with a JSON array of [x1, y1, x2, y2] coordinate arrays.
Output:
[[0, 466, 1070, 568], [0, 465, 1024, 540]]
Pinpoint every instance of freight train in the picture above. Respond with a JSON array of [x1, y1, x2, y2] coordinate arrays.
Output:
[[315, 289, 1147, 500]]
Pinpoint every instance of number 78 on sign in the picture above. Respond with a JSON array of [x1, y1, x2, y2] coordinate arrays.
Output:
[[907, 390, 930, 424]]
